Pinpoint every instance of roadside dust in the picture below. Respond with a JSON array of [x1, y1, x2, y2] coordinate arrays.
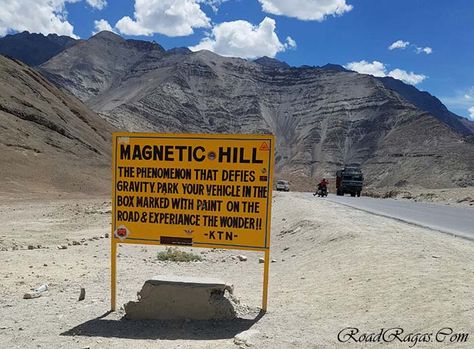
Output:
[[1, 192, 473, 348]]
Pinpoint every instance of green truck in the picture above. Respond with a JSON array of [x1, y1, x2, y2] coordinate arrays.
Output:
[[336, 166, 364, 197]]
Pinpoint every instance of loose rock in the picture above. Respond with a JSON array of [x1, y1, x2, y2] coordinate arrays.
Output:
[[35, 284, 48, 293], [78, 287, 86, 301], [259, 258, 265, 263], [234, 329, 259, 347], [124, 275, 236, 320], [237, 255, 248, 262], [23, 292, 40, 299]]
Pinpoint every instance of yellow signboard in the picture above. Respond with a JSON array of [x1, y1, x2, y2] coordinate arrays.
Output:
[[112, 132, 274, 250], [110, 132, 274, 312]]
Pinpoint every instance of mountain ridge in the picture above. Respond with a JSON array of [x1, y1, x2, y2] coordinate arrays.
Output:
[[0, 31, 77, 66], [0, 31, 471, 191], [35, 33, 474, 189], [2, 30, 472, 128]]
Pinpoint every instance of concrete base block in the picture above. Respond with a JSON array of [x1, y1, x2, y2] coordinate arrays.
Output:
[[124, 275, 237, 320]]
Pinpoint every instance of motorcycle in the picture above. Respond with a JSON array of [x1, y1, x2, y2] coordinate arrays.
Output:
[[313, 186, 328, 197]]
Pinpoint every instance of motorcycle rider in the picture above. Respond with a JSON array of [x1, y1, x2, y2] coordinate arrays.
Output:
[[319, 178, 329, 189]]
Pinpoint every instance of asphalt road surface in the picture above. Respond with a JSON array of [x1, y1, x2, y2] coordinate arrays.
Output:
[[306, 193, 474, 239]]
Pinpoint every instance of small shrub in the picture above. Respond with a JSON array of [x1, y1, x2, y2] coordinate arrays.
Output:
[[156, 247, 202, 262]]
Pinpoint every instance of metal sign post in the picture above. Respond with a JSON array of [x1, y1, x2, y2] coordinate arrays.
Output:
[[110, 132, 274, 312]]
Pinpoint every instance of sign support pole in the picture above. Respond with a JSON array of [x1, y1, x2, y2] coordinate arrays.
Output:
[[111, 240, 117, 311], [262, 249, 270, 312]]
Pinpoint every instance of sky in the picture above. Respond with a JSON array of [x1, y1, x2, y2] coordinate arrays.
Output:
[[0, 0, 473, 119]]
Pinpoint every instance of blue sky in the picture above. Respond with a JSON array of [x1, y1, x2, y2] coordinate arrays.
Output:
[[1, 0, 473, 119]]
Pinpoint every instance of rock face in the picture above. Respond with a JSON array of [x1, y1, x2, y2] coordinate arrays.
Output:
[[40, 31, 165, 102], [38, 32, 474, 190], [377, 76, 473, 136], [124, 275, 236, 320], [0, 31, 77, 66], [0, 55, 115, 195], [254, 56, 290, 69]]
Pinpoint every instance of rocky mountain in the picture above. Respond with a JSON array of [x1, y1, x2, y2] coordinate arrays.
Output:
[[40, 31, 166, 102], [167, 47, 192, 55], [0, 31, 77, 66], [38, 32, 474, 190], [0, 55, 115, 196], [255, 56, 290, 69], [321, 64, 474, 136], [377, 76, 473, 136]]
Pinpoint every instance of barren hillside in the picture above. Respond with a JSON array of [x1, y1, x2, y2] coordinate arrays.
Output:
[[0, 55, 115, 196]]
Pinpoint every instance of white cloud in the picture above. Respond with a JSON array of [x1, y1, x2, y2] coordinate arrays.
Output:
[[440, 87, 474, 119], [388, 40, 433, 55], [416, 46, 432, 54], [469, 106, 474, 118], [258, 0, 352, 21], [93, 19, 114, 34], [115, 0, 210, 37], [465, 88, 474, 100], [344, 60, 427, 85], [344, 60, 386, 77], [285, 36, 297, 49], [389, 40, 409, 50], [86, 0, 107, 10], [197, 0, 228, 13], [388, 68, 427, 85], [189, 17, 291, 59], [0, 0, 79, 38], [441, 87, 474, 109]]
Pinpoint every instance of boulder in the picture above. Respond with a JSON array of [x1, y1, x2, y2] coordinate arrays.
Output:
[[124, 275, 236, 320]]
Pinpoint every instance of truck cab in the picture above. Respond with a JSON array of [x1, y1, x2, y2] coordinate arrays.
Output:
[[336, 167, 363, 197]]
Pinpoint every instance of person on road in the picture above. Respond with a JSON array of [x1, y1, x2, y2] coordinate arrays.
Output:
[[319, 178, 329, 189]]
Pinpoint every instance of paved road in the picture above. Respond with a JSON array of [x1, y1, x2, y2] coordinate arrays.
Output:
[[305, 193, 474, 239]]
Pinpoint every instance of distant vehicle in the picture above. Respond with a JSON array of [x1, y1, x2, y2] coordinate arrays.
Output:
[[276, 180, 290, 191], [336, 166, 363, 197]]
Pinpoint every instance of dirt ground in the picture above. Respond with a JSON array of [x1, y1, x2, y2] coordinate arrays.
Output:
[[1, 192, 474, 348], [364, 186, 474, 207]]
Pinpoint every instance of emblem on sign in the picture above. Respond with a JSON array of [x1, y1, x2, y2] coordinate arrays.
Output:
[[207, 151, 216, 160], [114, 225, 129, 241]]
